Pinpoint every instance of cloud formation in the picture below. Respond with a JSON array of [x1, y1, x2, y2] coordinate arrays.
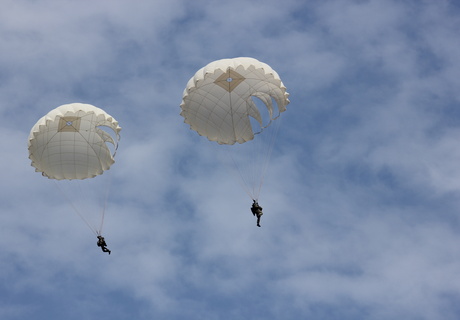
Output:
[[1, 1, 460, 319]]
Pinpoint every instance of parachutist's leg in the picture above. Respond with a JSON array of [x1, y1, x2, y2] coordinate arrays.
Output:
[[257, 215, 261, 227], [101, 246, 111, 254]]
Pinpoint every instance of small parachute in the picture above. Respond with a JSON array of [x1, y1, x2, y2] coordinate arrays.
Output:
[[28, 103, 121, 180], [28, 103, 121, 235], [180, 57, 289, 201]]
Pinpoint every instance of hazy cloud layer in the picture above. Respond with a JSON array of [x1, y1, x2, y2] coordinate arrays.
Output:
[[1, 1, 460, 319]]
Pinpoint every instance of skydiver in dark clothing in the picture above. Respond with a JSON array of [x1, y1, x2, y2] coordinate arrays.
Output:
[[97, 235, 111, 255], [251, 200, 263, 227]]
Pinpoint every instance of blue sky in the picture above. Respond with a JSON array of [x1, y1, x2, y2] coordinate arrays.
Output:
[[1, 0, 460, 319]]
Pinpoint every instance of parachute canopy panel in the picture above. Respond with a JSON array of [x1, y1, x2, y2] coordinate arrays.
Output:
[[28, 103, 121, 180], [180, 57, 290, 145]]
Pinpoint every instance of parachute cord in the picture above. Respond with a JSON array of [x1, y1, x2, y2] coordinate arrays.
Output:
[[97, 172, 113, 235], [98, 194, 106, 236], [223, 117, 281, 202], [226, 147, 256, 200], [53, 180, 99, 236], [256, 115, 282, 198]]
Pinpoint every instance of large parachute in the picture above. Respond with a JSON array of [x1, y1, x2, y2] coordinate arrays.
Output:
[[180, 57, 289, 145], [28, 103, 121, 235], [28, 103, 121, 180], [180, 57, 289, 200]]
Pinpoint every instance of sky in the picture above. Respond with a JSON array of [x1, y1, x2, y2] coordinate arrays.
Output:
[[1, 0, 460, 319]]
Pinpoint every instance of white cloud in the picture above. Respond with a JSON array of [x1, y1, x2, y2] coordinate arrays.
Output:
[[2, 1, 460, 319]]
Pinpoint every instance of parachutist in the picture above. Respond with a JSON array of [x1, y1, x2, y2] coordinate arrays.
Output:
[[97, 235, 111, 255], [251, 200, 263, 227], [180, 58, 289, 207]]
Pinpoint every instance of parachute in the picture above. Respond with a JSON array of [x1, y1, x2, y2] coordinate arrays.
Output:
[[28, 103, 121, 180], [180, 57, 289, 200], [28, 103, 121, 235]]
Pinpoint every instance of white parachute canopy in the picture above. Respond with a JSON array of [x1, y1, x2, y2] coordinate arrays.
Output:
[[28, 103, 121, 180], [180, 57, 289, 200], [180, 57, 290, 145]]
